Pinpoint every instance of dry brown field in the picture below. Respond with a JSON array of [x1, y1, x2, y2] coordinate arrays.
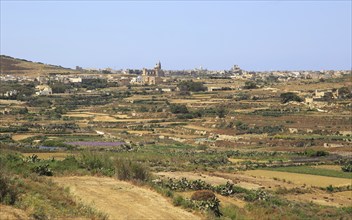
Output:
[[245, 170, 351, 187]]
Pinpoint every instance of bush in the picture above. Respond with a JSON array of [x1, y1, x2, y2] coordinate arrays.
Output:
[[173, 195, 184, 206], [170, 104, 189, 114], [216, 106, 227, 118], [32, 164, 53, 176], [79, 151, 114, 175], [326, 185, 334, 192], [178, 81, 207, 92], [115, 159, 150, 182], [341, 163, 352, 172], [243, 81, 257, 89], [193, 197, 222, 217], [214, 182, 248, 196], [304, 150, 329, 157], [0, 172, 18, 205], [280, 92, 303, 103]]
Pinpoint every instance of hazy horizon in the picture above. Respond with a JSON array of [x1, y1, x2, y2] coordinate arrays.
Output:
[[1, 1, 351, 71]]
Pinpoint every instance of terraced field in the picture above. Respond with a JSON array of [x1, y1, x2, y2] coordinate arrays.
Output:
[[245, 170, 351, 187]]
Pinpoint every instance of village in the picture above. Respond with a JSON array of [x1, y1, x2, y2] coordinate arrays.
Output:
[[0, 55, 351, 220]]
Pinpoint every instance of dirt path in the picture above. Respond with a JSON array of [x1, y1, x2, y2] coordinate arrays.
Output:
[[52, 176, 200, 220]]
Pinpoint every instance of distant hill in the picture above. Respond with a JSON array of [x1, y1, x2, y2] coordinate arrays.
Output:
[[0, 55, 79, 76]]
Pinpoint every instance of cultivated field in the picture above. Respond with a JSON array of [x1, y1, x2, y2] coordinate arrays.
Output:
[[1, 57, 351, 219]]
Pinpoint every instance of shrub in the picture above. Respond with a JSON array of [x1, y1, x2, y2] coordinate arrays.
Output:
[[341, 163, 352, 172], [178, 81, 207, 92], [170, 104, 189, 114], [26, 154, 40, 163], [192, 197, 222, 217], [214, 182, 248, 196], [243, 81, 257, 89], [79, 151, 114, 175], [173, 195, 184, 206], [191, 190, 215, 201], [280, 92, 303, 103], [0, 172, 19, 205], [115, 159, 150, 182], [32, 164, 53, 176], [326, 185, 334, 192], [304, 150, 329, 157], [244, 189, 270, 202], [216, 106, 227, 118]]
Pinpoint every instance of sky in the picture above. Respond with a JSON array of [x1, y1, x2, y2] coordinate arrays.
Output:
[[1, 1, 351, 71]]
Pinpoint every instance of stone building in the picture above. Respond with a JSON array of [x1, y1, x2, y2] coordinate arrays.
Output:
[[142, 61, 164, 85], [35, 85, 52, 96]]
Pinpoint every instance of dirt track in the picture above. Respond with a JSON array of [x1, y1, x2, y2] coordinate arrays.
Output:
[[53, 176, 200, 220]]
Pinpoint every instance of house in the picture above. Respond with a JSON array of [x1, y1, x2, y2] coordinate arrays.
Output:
[[130, 76, 143, 85], [68, 77, 82, 83], [119, 77, 131, 86], [35, 85, 52, 96]]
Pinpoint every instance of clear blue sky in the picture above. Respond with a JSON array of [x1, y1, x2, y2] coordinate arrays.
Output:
[[1, 1, 351, 71]]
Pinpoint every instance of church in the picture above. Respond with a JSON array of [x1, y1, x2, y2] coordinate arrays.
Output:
[[142, 61, 164, 85]]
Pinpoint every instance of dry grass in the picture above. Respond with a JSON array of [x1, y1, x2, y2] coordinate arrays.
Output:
[[284, 190, 352, 207], [245, 170, 352, 187], [53, 176, 201, 220], [12, 134, 38, 141], [311, 165, 343, 171], [22, 152, 72, 160], [0, 205, 29, 220], [183, 125, 214, 132], [93, 115, 118, 122]]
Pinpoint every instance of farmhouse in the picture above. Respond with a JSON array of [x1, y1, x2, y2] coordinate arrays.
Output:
[[68, 77, 82, 83], [35, 85, 52, 96]]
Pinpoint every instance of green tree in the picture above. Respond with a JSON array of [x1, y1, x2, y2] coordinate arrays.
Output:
[[280, 92, 303, 103], [243, 81, 257, 89], [178, 81, 207, 92], [170, 104, 189, 114]]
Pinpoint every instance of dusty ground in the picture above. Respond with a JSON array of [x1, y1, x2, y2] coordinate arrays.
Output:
[[285, 190, 352, 207], [52, 176, 201, 220], [0, 205, 29, 220]]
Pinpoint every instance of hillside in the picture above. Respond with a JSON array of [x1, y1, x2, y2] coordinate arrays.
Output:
[[0, 55, 79, 76]]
